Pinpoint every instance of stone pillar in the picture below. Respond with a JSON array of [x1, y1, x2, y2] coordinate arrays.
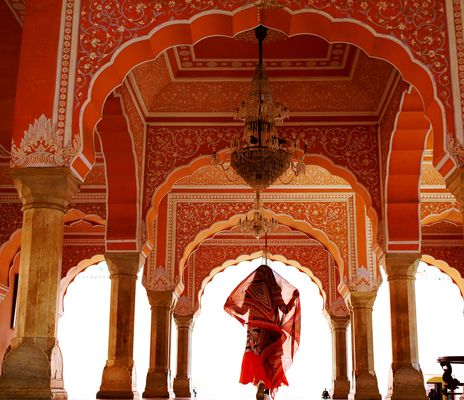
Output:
[[0, 168, 79, 400], [385, 253, 427, 400], [97, 252, 143, 399], [346, 291, 381, 400], [143, 290, 177, 398], [329, 315, 351, 399], [173, 314, 194, 398]]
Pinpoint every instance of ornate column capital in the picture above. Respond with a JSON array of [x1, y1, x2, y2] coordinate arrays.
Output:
[[345, 290, 377, 311], [174, 314, 194, 329], [105, 252, 145, 277], [146, 289, 177, 310], [328, 314, 350, 331], [445, 166, 464, 203], [384, 252, 421, 280], [11, 167, 80, 210]]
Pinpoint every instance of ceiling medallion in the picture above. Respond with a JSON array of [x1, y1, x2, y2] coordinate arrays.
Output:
[[213, 25, 305, 192]]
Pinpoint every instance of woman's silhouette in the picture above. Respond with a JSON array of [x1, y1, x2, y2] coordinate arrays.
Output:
[[224, 264, 301, 399]]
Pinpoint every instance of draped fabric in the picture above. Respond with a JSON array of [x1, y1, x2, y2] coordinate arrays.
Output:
[[224, 265, 301, 398]]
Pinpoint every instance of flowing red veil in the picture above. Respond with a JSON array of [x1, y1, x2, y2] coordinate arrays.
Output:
[[224, 265, 301, 397]]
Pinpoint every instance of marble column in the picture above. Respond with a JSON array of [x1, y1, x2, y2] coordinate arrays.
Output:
[[97, 252, 143, 399], [385, 253, 427, 400], [143, 290, 177, 398], [346, 291, 381, 400], [0, 168, 79, 400], [173, 314, 194, 398], [329, 315, 351, 399]]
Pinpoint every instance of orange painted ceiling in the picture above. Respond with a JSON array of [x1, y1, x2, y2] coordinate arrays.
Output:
[[131, 29, 397, 117]]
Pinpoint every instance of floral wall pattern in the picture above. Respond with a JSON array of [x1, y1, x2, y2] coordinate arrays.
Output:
[[174, 236, 349, 318], [144, 125, 380, 215]]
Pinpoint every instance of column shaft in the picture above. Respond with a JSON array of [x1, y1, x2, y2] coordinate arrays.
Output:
[[173, 314, 194, 397], [143, 290, 176, 398], [329, 315, 351, 399], [97, 252, 142, 399], [385, 253, 427, 400], [346, 291, 381, 400], [0, 168, 79, 400]]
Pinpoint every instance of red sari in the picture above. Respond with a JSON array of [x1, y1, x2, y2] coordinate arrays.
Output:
[[224, 265, 301, 398]]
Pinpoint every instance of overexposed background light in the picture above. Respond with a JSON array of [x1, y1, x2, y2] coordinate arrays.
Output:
[[58, 259, 464, 400]]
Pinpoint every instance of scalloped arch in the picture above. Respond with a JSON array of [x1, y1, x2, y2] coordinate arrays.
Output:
[[144, 152, 374, 256], [176, 209, 344, 291], [193, 251, 328, 318], [73, 7, 453, 181], [421, 255, 464, 299]]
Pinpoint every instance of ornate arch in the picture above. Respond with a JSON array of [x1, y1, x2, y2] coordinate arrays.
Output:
[[72, 6, 453, 183], [177, 210, 344, 287], [58, 254, 106, 315], [421, 254, 464, 299]]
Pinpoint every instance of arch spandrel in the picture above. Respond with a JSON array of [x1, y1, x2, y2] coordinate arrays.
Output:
[[64, 3, 457, 181], [174, 241, 348, 319], [167, 193, 351, 280]]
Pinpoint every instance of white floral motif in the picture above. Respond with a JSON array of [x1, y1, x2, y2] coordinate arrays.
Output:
[[143, 265, 174, 290], [11, 114, 80, 167], [347, 265, 380, 292]]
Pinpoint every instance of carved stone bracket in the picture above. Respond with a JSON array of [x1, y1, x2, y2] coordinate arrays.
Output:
[[11, 114, 80, 168]]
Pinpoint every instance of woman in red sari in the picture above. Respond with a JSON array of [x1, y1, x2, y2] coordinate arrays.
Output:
[[224, 265, 301, 400]]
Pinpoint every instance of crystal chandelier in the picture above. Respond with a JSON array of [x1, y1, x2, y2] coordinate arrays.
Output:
[[239, 191, 277, 239], [214, 25, 305, 191]]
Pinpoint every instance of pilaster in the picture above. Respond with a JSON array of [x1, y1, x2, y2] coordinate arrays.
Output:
[[173, 314, 194, 398], [0, 167, 79, 400], [97, 252, 143, 399], [345, 290, 381, 400], [143, 290, 177, 399], [384, 252, 427, 400], [329, 315, 351, 400]]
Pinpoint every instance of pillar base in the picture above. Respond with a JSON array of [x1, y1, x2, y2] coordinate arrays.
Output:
[[385, 365, 427, 400], [0, 339, 67, 400], [331, 378, 350, 399], [143, 369, 171, 398], [349, 372, 381, 400], [97, 362, 138, 399], [173, 376, 192, 397]]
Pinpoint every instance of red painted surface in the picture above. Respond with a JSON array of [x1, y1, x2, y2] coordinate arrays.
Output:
[[11, 0, 62, 147], [386, 91, 430, 250], [97, 95, 139, 248], [72, 7, 452, 181], [0, 0, 21, 152]]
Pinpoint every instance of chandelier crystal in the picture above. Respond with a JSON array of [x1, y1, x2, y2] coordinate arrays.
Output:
[[239, 190, 277, 239], [219, 25, 304, 191]]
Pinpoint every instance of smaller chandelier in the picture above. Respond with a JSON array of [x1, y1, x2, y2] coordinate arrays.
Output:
[[239, 191, 277, 239], [213, 25, 305, 191]]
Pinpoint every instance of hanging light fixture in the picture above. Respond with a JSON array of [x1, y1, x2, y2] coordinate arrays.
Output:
[[238, 190, 277, 239], [213, 25, 305, 191]]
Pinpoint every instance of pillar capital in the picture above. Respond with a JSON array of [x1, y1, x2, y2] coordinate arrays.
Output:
[[445, 166, 464, 203], [346, 290, 377, 311], [146, 289, 177, 310], [11, 167, 80, 210], [105, 251, 144, 277], [328, 314, 350, 331], [384, 252, 420, 280], [174, 314, 194, 329]]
